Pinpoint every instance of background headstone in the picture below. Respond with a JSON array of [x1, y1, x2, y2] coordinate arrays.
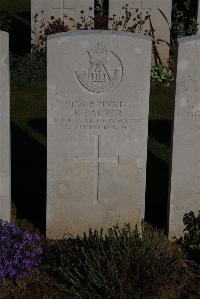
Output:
[[31, 0, 94, 48], [0, 31, 10, 222], [169, 35, 200, 237], [198, 0, 200, 32], [47, 30, 151, 239], [109, 0, 172, 65]]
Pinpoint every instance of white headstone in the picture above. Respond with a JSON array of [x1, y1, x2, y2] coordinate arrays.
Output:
[[0, 31, 10, 222], [169, 35, 200, 238], [47, 30, 152, 239], [198, 0, 200, 33], [31, 0, 94, 48], [109, 0, 172, 65]]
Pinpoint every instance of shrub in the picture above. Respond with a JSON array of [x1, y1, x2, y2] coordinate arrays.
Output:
[[179, 211, 200, 263], [45, 223, 184, 298], [0, 220, 43, 281], [151, 64, 174, 84], [32, 9, 94, 51]]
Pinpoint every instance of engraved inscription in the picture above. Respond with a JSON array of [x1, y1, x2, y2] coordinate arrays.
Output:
[[175, 111, 200, 120], [54, 99, 136, 131], [73, 135, 119, 203], [75, 42, 123, 93]]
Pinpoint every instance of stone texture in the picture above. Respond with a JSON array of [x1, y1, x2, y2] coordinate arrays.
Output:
[[0, 31, 10, 222], [198, 1, 200, 33], [109, 0, 172, 65], [31, 0, 94, 47], [47, 30, 151, 239], [169, 35, 200, 238]]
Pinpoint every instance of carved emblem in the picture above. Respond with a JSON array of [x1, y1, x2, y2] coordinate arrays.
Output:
[[75, 42, 123, 93]]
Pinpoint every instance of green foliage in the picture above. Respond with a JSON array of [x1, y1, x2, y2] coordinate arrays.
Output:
[[151, 64, 174, 84], [45, 223, 184, 298], [180, 211, 200, 263]]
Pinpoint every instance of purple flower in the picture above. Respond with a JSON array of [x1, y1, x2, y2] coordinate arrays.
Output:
[[0, 220, 43, 281]]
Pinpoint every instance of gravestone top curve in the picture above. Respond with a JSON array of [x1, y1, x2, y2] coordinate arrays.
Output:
[[47, 30, 152, 41]]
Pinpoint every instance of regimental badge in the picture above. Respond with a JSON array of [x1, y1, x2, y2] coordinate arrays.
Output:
[[75, 42, 123, 93]]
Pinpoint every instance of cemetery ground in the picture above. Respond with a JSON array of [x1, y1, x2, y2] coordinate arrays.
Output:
[[0, 81, 198, 298]]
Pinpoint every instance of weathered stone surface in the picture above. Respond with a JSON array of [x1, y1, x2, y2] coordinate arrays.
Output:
[[169, 35, 200, 238], [109, 0, 172, 65], [197, 1, 200, 33], [0, 31, 10, 222], [47, 30, 151, 239], [31, 0, 94, 47]]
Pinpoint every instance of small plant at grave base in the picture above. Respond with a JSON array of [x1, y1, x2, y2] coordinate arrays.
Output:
[[0, 220, 43, 282], [151, 64, 174, 85], [179, 211, 200, 263], [45, 223, 184, 298]]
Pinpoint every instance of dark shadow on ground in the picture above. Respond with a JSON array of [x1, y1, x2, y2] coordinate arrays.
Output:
[[148, 120, 172, 146], [145, 120, 172, 232], [29, 119, 46, 136], [11, 122, 46, 233], [145, 151, 170, 232]]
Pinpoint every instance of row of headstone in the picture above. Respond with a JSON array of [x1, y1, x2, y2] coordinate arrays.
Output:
[[0, 28, 199, 239], [31, 0, 172, 65]]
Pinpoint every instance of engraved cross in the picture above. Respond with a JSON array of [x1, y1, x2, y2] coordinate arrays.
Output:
[[129, 0, 151, 10], [73, 135, 119, 203], [128, 1, 151, 14], [51, 0, 75, 20]]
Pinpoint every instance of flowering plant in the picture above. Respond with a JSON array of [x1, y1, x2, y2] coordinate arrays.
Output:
[[0, 220, 43, 281]]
